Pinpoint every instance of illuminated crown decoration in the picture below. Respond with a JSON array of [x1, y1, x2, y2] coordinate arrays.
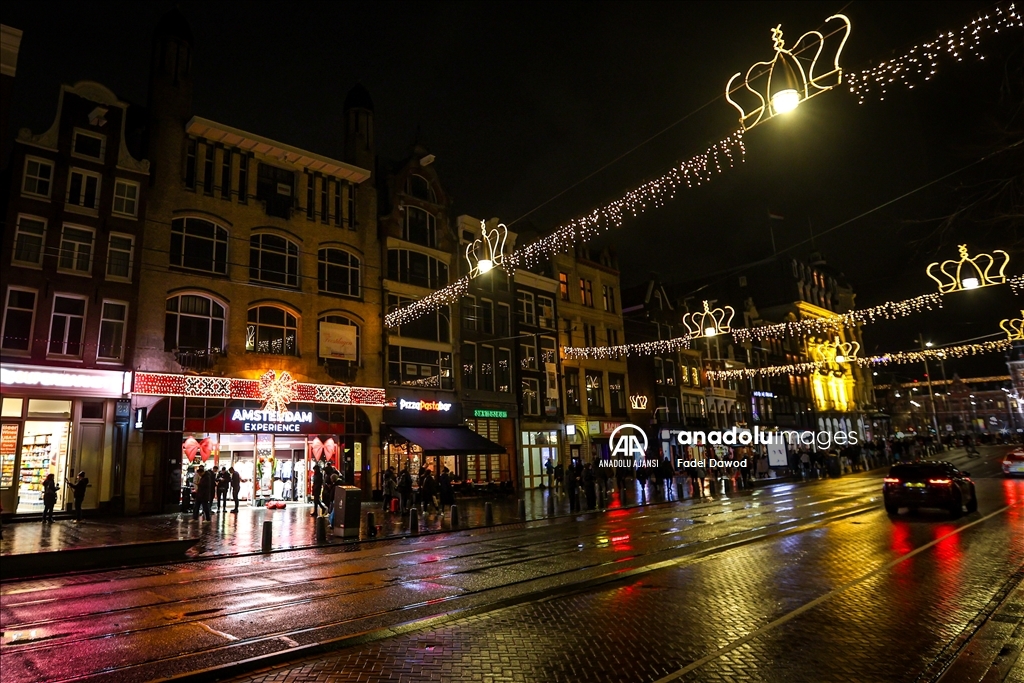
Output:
[[630, 394, 649, 410], [1002, 311, 1024, 342], [810, 336, 859, 376], [682, 300, 735, 338], [726, 14, 851, 131], [259, 370, 296, 413], [465, 220, 508, 279], [926, 244, 1009, 294]]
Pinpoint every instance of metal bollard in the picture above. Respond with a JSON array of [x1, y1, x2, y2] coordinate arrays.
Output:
[[484, 501, 494, 526], [450, 505, 459, 528], [366, 512, 376, 537], [677, 481, 685, 500], [409, 507, 419, 534], [518, 499, 527, 521], [315, 516, 327, 544], [261, 520, 273, 553]]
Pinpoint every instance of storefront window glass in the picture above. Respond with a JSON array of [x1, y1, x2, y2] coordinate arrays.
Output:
[[2, 397, 23, 417], [17, 420, 71, 513], [28, 399, 72, 418]]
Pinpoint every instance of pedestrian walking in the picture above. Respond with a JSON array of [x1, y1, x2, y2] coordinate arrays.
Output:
[[382, 467, 397, 512], [191, 466, 205, 520], [215, 467, 230, 512], [399, 466, 413, 512], [42, 473, 58, 523], [323, 472, 338, 522], [439, 466, 454, 508], [554, 462, 564, 493], [310, 465, 325, 517], [544, 457, 554, 489], [421, 468, 438, 513], [66, 471, 90, 522], [660, 456, 674, 500], [229, 467, 241, 513], [196, 467, 214, 521]]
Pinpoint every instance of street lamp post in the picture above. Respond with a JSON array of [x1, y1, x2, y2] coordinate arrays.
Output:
[[918, 334, 941, 438]]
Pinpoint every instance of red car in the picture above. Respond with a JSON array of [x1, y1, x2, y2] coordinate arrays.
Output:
[[1003, 449, 1024, 476]]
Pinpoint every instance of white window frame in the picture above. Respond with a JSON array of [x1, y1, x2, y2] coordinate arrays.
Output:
[[47, 293, 88, 359], [517, 291, 535, 326], [170, 216, 229, 275], [402, 205, 437, 247], [71, 128, 107, 161], [96, 299, 129, 363], [318, 247, 362, 298], [66, 167, 103, 214], [57, 223, 96, 276], [106, 232, 135, 282], [112, 179, 140, 218], [165, 292, 228, 352], [1, 286, 38, 355], [22, 155, 54, 199], [523, 378, 540, 416], [249, 232, 300, 288], [12, 214, 47, 267]]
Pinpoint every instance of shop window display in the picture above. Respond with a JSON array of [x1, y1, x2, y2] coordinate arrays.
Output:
[[18, 421, 72, 513]]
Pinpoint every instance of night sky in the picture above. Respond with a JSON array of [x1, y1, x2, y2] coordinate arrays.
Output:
[[3, 1, 1020, 381]]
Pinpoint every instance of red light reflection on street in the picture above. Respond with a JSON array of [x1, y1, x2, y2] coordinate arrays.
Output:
[[890, 521, 913, 555]]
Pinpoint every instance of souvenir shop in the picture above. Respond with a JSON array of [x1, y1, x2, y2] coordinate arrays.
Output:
[[132, 371, 382, 509]]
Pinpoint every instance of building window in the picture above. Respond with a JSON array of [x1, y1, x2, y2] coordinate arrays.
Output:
[[665, 359, 676, 386], [203, 143, 215, 195], [691, 367, 701, 387], [48, 295, 87, 357], [112, 180, 139, 217], [579, 279, 594, 307], [12, 215, 46, 266], [497, 302, 511, 336], [333, 179, 342, 226], [249, 233, 298, 287], [388, 346, 453, 390], [246, 306, 298, 356], [66, 169, 102, 211], [347, 182, 356, 229], [462, 342, 477, 390], [318, 248, 361, 297], [497, 348, 512, 392], [2, 288, 36, 352], [520, 336, 537, 371], [237, 153, 249, 203], [537, 295, 554, 329], [72, 129, 105, 160], [408, 174, 435, 202], [602, 285, 616, 312], [565, 369, 581, 414], [256, 163, 295, 219], [479, 345, 495, 391], [165, 294, 226, 352], [462, 295, 477, 332], [97, 300, 128, 362], [170, 217, 228, 275], [479, 299, 494, 335], [387, 249, 449, 288], [522, 378, 540, 416], [559, 272, 570, 301], [318, 314, 360, 364], [387, 294, 450, 343], [185, 138, 197, 189], [306, 172, 315, 220], [516, 291, 535, 326], [539, 336, 557, 365], [58, 225, 95, 274], [221, 148, 232, 199], [403, 206, 436, 247], [585, 370, 604, 413], [106, 233, 134, 281], [321, 175, 329, 223], [22, 157, 54, 198], [609, 373, 626, 415]]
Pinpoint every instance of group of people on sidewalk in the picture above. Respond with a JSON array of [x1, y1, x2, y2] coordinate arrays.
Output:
[[36, 471, 90, 523], [189, 465, 241, 521], [309, 462, 341, 524], [380, 464, 455, 515]]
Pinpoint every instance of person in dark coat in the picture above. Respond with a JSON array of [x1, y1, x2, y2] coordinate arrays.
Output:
[[583, 463, 597, 509], [420, 468, 438, 513], [439, 466, 454, 508], [310, 465, 325, 517], [215, 467, 230, 512], [66, 471, 90, 522], [42, 473, 58, 523], [553, 463, 564, 493], [382, 467, 397, 512], [323, 471, 337, 517], [229, 467, 242, 512], [191, 466, 205, 520], [566, 464, 580, 512], [398, 467, 414, 512], [196, 467, 214, 521]]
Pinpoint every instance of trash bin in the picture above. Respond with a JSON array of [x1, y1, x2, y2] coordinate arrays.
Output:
[[332, 486, 361, 538]]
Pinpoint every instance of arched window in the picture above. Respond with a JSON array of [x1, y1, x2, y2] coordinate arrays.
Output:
[[249, 233, 299, 287], [407, 174, 435, 202], [318, 248, 361, 297], [402, 206, 436, 247], [170, 217, 228, 274], [165, 293, 226, 351], [246, 305, 298, 356], [386, 248, 448, 288]]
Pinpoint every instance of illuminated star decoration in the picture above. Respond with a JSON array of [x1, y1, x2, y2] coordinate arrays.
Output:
[[1001, 311, 1024, 341], [726, 13, 851, 130], [465, 220, 508, 279], [926, 244, 1010, 293], [259, 370, 296, 414]]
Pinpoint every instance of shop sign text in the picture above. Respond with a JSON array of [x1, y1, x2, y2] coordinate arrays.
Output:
[[231, 408, 314, 433]]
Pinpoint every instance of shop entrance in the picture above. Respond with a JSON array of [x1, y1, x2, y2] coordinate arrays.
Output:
[[521, 430, 559, 489]]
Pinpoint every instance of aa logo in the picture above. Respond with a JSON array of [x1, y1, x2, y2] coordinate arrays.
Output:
[[609, 424, 649, 461]]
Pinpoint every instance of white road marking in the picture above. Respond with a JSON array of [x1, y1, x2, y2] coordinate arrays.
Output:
[[652, 504, 1014, 682], [197, 622, 238, 641], [279, 636, 299, 647]]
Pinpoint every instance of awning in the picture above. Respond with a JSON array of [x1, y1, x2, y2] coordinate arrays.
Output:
[[388, 426, 506, 455]]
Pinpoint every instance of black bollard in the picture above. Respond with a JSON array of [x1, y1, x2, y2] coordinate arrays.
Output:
[[484, 501, 494, 526], [366, 512, 376, 537], [409, 507, 419, 534], [677, 480, 685, 500], [518, 499, 527, 521], [450, 505, 459, 528], [547, 494, 556, 515], [315, 516, 327, 544], [261, 520, 273, 553]]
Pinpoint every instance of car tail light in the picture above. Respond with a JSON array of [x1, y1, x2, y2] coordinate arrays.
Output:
[[928, 478, 952, 485], [884, 477, 900, 484]]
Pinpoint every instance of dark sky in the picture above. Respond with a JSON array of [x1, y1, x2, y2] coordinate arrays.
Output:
[[3, 1, 1021, 381]]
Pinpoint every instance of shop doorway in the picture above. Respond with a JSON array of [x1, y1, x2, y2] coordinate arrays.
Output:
[[16, 419, 73, 514]]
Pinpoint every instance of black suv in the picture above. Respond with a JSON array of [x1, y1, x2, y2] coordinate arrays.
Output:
[[883, 461, 977, 518]]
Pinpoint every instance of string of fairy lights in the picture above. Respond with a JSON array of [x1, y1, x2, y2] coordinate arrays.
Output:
[[847, 3, 1022, 104], [705, 339, 1013, 381], [386, 3, 1022, 331]]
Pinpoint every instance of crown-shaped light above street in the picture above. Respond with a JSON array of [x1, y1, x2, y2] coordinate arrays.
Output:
[[682, 300, 735, 338], [809, 336, 860, 374], [465, 220, 508, 279], [726, 13, 851, 131], [630, 394, 649, 410], [926, 244, 1010, 294], [1002, 311, 1024, 342]]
